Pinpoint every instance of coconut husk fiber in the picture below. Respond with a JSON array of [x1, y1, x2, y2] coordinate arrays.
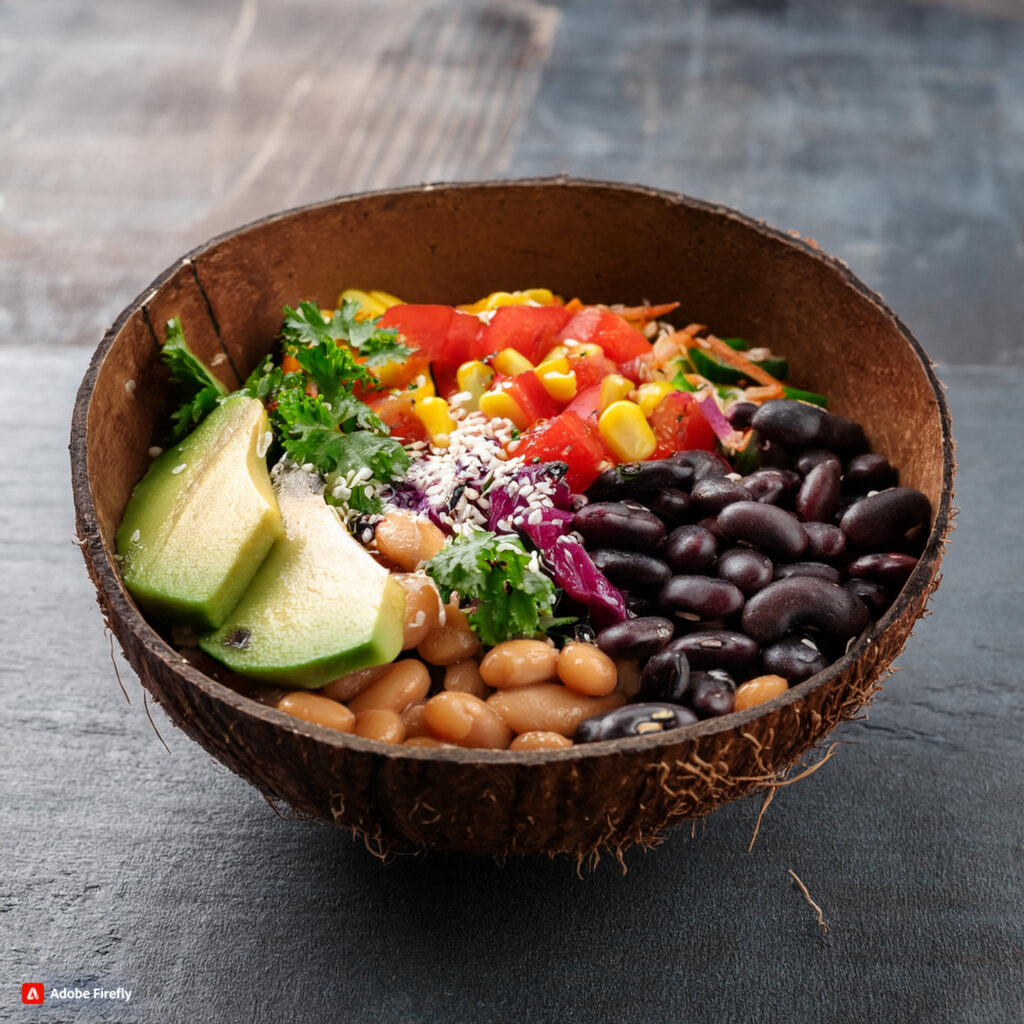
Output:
[[70, 179, 955, 858]]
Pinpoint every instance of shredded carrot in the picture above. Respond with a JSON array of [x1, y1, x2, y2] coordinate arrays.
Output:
[[616, 301, 681, 323], [282, 354, 301, 374], [563, 297, 584, 314], [688, 334, 785, 397], [744, 384, 784, 403]]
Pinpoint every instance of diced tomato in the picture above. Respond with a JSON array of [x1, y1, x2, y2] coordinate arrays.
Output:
[[430, 362, 460, 402], [368, 392, 428, 444], [379, 305, 453, 362], [379, 305, 483, 369], [567, 349, 618, 390], [616, 353, 655, 383], [443, 310, 484, 368], [473, 305, 572, 363], [557, 308, 652, 362], [504, 370, 559, 424], [513, 412, 610, 493], [649, 391, 716, 458], [565, 383, 603, 427]]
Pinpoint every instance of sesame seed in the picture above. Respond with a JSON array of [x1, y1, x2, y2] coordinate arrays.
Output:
[[171, 464, 187, 475], [148, 446, 163, 458]]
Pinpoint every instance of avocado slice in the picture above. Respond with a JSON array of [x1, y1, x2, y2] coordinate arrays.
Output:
[[116, 394, 282, 631], [199, 468, 405, 688]]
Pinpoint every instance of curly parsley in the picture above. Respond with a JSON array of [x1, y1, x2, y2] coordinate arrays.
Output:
[[424, 530, 556, 646], [160, 317, 228, 443]]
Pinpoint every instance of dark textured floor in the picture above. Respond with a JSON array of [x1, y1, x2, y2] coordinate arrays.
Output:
[[3, 0, 1023, 1021]]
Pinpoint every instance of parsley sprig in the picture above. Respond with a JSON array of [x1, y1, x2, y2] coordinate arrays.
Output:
[[161, 317, 228, 442], [242, 301, 412, 513], [425, 530, 556, 646]]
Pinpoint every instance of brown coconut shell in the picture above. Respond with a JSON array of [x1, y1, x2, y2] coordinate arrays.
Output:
[[71, 180, 954, 858]]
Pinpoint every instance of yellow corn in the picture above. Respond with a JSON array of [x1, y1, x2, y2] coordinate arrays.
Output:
[[405, 374, 435, 401], [415, 397, 456, 448], [542, 344, 571, 362], [337, 288, 388, 318], [454, 360, 494, 410], [598, 400, 657, 462], [367, 289, 404, 310], [599, 373, 633, 412], [461, 288, 558, 314], [537, 369, 577, 402], [632, 380, 676, 417], [493, 348, 534, 376], [479, 389, 529, 430], [535, 356, 569, 376], [565, 341, 605, 359]]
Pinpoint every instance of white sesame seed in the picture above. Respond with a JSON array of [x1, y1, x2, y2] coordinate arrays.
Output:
[[124, 379, 136, 393], [171, 463, 186, 475], [130, 529, 141, 543], [147, 446, 163, 458]]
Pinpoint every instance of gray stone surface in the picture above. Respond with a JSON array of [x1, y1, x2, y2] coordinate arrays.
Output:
[[3, 0, 1024, 1020]]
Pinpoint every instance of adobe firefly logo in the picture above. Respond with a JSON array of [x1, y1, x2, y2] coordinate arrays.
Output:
[[22, 984, 44, 1005]]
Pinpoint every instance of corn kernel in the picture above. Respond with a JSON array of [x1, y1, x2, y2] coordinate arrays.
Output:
[[493, 348, 534, 376], [537, 369, 577, 402], [565, 341, 605, 359], [405, 374, 435, 400], [600, 373, 633, 412], [598, 400, 658, 461], [453, 360, 494, 410], [535, 356, 570, 376], [479, 389, 529, 429], [632, 381, 676, 417], [462, 288, 557, 314], [337, 289, 387, 318], [367, 289, 404, 310], [415, 397, 456, 448], [541, 344, 571, 362]]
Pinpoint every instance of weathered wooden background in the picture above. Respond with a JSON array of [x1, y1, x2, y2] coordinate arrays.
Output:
[[2, 1, 1023, 1022]]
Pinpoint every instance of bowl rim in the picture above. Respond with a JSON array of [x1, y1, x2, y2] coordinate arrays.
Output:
[[71, 176, 955, 765]]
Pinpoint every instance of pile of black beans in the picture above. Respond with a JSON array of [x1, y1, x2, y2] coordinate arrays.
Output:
[[570, 399, 932, 743]]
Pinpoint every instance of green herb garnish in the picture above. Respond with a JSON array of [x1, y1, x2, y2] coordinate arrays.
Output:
[[425, 530, 556, 647], [161, 317, 228, 442]]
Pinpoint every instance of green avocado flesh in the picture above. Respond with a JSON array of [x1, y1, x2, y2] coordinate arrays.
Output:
[[199, 468, 405, 688], [115, 394, 282, 631]]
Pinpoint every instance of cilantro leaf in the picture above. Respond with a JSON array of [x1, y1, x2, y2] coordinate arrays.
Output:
[[424, 531, 556, 646], [160, 317, 228, 442]]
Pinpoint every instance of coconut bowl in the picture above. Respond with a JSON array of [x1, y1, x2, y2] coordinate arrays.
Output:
[[71, 179, 954, 858]]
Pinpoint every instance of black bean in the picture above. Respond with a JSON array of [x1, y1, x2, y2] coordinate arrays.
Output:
[[663, 524, 718, 574], [647, 487, 692, 527], [843, 579, 891, 618], [574, 703, 698, 742], [773, 562, 842, 584], [573, 501, 666, 550], [727, 402, 758, 430], [623, 593, 658, 618], [752, 399, 866, 451], [590, 549, 672, 587], [696, 515, 727, 542], [796, 449, 841, 475], [639, 648, 691, 703], [758, 439, 795, 470], [717, 501, 809, 559], [668, 630, 760, 672], [691, 477, 754, 514], [761, 636, 830, 683], [595, 616, 675, 660], [716, 547, 774, 596], [741, 577, 870, 643], [796, 460, 841, 523], [840, 488, 931, 548], [847, 552, 919, 586], [742, 468, 801, 506], [659, 576, 745, 620], [587, 460, 693, 500], [802, 522, 846, 560], [843, 453, 897, 495], [666, 449, 732, 485], [687, 669, 736, 718]]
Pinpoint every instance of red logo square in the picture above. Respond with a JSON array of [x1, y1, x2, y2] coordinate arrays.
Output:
[[22, 984, 45, 1005]]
